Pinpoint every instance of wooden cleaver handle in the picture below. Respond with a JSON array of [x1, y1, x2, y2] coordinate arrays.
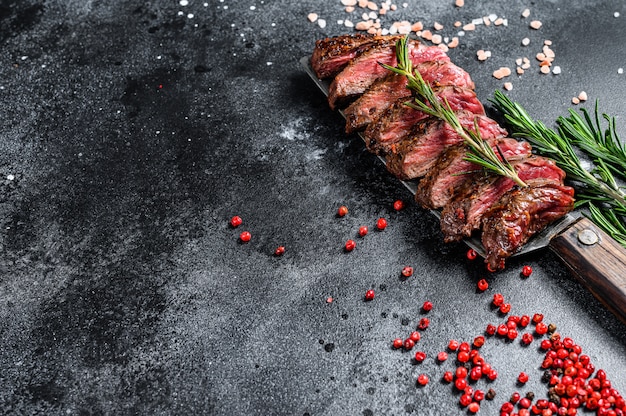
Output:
[[550, 217, 626, 325]]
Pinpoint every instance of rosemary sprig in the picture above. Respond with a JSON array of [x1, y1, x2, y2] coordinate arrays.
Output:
[[491, 90, 626, 246], [381, 36, 527, 187]]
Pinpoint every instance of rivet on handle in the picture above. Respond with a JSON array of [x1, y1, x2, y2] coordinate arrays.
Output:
[[578, 228, 599, 246]]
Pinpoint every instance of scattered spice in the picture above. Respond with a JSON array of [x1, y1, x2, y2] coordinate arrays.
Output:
[[230, 215, 243, 227], [364, 289, 375, 301], [345, 239, 356, 251], [393, 199, 405, 210], [401, 266, 413, 277], [337, 205, 348, 217], [530, 20, 543, 29], [376, 217, 388, 230], [239, 230, 251, 242], [521, 265, 533, 277], [274, 246, 285, 256], [358, 225, 369, 237]]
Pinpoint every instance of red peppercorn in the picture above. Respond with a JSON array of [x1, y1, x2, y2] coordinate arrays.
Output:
[[230, 215, 243, 227], [443, 371, 454, 383], [532, 313, 544, 324], [467, 249, 478, 260], [364, 289, 375, 301], [486, 262, 497, 272], [474, 390, 485, 402], [457, 350, 470, 363], [477, 278, 489, 291], [345, 239, 356, 252], [536, 322, 548, 335], [376, 217, 388, 230], [422, 301, 433, 312], [521, 333, 534, 345], [493, 293, 504, 307], [507, 329, 518, 340], [521, 265, 533, 277], [460, 394, 472, 407], [455, 377, 468, 390], [519, 315, 531, 327], [459, 342, 471, 352], [497, 324, 508, 336], [358, 225, 368, 237], [337, 205, 348, 217], [468, 402, 480, 413], [518, 372, 529, 383], [403, 338, 415, 350], [437, 351, 448, 362], [418, 317, 430, 330], [519, 398, 531, 408], [473, 335, 485, 348], [499, 302, 512, 314], [239, 230, 251, 242], [469, 366, 483, 381], [511, 392, 521, 403], [456, 366, 468, 379], [486, 369, 498, 380], [417, 374, 429, 386], [486, 324, 497, 336], [409, 331, 421, 342], [501, 402, 515, 413], [274, 246, 285, 256], [448, 339, 459, 351], [393, 199, 405, 211], [393, 338, 403, 349], [414, 351, 426, 362], [401, 266, 413, 277]]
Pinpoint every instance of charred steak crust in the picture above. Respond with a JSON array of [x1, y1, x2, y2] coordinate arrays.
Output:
[[343, 60, 475, 134], [384, 113, 510, 181], [311, 34, 403, 79], [364, 86, 484, 155], [439, 156, 568, 243], [344, 73, 410, 134], [415, 137, 531, 209], [327, 40, 450, 110], [481, 183, 575, 270]]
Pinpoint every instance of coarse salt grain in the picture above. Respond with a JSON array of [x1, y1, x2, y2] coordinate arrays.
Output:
[[447, 37, 459, 48], [318, 19, 327, 28], [493, 67, 512, 79], [615, 12, 620, 18], [578, 91, 588, 101], [552, 66, 561, 74], [522, 8, 530, 18], [455, 0, 464, 6], [344, 19, 354, 27], [494, 18, 505, 26], [619, 68, 624, 74], [179, 0, 188, 5], [431, 34, 442, 44], [308, 13, 318, 22], [463, 23, 476, 31], [341, 0, 357, 5], [572, 97, 580, 105], [434, 22, 443, 30], [530, 20, 542, 29], [522, 37, 530, 46], [346, 6, 355, 12], [411, 21, 423, 31], [503, 82, 513, 91], [540, 65, 551, 74]]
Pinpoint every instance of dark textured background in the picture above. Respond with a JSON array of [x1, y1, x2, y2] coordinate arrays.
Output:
[[0, 0, 625, 415]]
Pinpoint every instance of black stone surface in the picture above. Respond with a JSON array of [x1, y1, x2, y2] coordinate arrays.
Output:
[[0, 1, 625, 415]]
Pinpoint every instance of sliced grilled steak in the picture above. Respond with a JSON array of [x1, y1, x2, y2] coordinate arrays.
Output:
[[439, 156, 567, 243], [384, 112, 507, 180], [482, 183, 575, 270], [311, 34, 403, 79], [415, 138, 532, 209], [364, 86, 484, 155], [344, 60, 475, 133], [327, 40, 449, 109]]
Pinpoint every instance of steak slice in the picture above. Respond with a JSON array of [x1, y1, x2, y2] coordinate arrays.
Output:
[[482, 183, 575, 270], [384, 112, 506, 180], [311, 34, 403, 79], [439, 156, 567, 243], [327, 40, 449, 109], [415, 138, 532, 209], [364, 86, 484, 155], [344, 60, 475, 133]]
